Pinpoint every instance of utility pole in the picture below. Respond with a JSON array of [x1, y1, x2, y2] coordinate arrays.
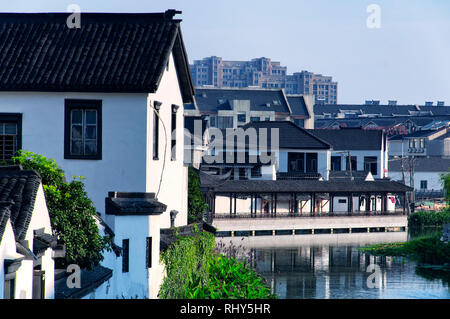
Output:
[[401, 156, 410, 215], [409, 156, 416, 208], [400, 141, 410, 215]]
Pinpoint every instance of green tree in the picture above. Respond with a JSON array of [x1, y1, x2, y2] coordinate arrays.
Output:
[[441, 172, 450, 206], [11, 151, 110, 269], [188, 167, 209, 224]]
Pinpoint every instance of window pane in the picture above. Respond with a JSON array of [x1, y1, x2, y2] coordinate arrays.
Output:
[[71, 110, 83, 124], [85, 125, 97, 139], [4, 123, 17, 135], [84, 140, 97, 155], [85, 110, 97, 125], [71, 125, 83, 139], [71, 140, 82, 155]]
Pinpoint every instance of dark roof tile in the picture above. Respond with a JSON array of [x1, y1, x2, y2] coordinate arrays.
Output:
[[0, 11, 194, 102]]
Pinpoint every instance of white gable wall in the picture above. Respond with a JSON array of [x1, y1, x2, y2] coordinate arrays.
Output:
[[14, 184, 54, 299], [0, 221, 22, 298], [147, 53, 188, 228]]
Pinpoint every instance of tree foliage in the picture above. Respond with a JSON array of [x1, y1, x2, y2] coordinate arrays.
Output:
[[188, 167, 209, 223], [11, 150, 110, 269]]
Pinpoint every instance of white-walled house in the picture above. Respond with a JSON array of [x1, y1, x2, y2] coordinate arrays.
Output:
[[389, 156, 450, 195], [201, 121, 331, 181], [54, 192, 166, 299], [0, 166, 56, 299], [0, 11, 194, 228], [308, 128, 389, 179]]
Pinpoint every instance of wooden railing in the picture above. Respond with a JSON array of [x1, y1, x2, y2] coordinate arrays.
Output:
[[208, 210, 407, 219]]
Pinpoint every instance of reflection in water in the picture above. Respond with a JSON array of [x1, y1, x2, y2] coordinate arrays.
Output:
[[248, 244, 450, 299]]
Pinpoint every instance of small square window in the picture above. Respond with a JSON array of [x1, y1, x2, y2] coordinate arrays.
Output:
[[0, 113, 22, 162], [65, 100, 102, 160]]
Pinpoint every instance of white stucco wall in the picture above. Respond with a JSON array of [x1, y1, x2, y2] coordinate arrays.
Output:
[[0, 184, 54, 299], [0, 221, 23, 299], [147, 53, 188, 228], [99, 213, 164, 299], [0, 91, 148, 217], [390, 171, 445, 191]]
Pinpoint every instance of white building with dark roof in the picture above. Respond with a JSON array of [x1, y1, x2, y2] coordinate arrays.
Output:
[[0, 11, 194, 228], [185, 87, 314, 129], [0, 166, 56, 299]]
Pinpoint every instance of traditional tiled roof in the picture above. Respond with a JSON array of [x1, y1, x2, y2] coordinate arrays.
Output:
[[315, 104, 450, 117], [308, 128, 384, 151], [315, 116, 450, 130], [105, 192, 167, 215], [0, 201, 13, 245], [286, 95, 310, 117], [240, 121, 331, 150], [55, 265, 113, 299], [212, 179, 412, 194], [0, 166, 41, 241], [0, 11, 194, 102], [192, 87, 291, 114], [389, 156, 450, 172]]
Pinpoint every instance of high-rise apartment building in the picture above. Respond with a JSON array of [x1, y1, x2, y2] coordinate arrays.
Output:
[[190, 56, 337, 104]]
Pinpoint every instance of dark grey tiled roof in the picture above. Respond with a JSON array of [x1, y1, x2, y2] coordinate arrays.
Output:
[[0, 166, 41, 241], [308, 128, 383, 150], [286, 96, 310, 117], [213, 179, 412, 194], [193, 88, 290, 113], [105, 192, 167, 215], [389, 157, 450, 172], [316, 116, 450, 130], [399, 129, 448, 138], [0, 201, 13, 245], [315, 104, 450, 117], [0, 11, 194, 102], [240, 121, 331, 150], [55, 265, 113, 299]]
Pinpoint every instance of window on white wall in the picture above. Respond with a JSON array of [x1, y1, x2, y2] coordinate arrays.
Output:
[[0, 113, 21, 162], [64, 100, 101, 160], [420, 180, 427, 190]]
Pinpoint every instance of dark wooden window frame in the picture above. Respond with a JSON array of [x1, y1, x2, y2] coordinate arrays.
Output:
[[171, 104, 179, 161], [146, 237, 152, 268], [122, 239, 129, 273], [0, 113, 22, 161], [64, 99, 102, 160], [153, 101, 162, 160]]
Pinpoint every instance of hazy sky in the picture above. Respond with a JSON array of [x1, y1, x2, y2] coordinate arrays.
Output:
[[2, 0, 449, 104]]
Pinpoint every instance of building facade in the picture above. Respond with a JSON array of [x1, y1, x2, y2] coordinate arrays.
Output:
[[0, 11, 195, 229]]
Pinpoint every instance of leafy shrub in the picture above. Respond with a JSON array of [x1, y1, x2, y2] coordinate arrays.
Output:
[[188, 167, 209, 223], [359, 242, 406, 256], [159, 229, 276, 299], [360, 235, 450, 266], [195, 256, 277, 299], [408, 211, 450, 228], [403, 234, 450, 265], [11, 150, 110, 269]]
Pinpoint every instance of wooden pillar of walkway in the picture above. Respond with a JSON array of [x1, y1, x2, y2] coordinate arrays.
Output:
[[229, 193, 233, 217]]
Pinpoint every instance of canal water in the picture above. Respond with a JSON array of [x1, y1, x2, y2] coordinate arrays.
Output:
[[217, 232, 450, 299]]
